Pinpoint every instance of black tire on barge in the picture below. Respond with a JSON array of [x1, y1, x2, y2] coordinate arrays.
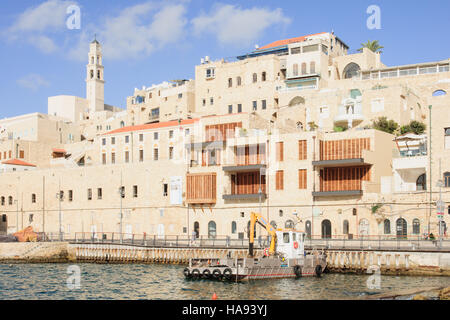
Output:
[[212, 269, 223, 280], [183, 267, 192, 279], [202, 269, 211, 279], [191, 269, 201, 279], [294, 265, 302, 278], [315, 265, 323, 278], [223, 268, 233, 281]]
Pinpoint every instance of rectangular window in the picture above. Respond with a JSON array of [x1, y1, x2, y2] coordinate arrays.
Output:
[[169, 130, 174, 139], [139, 150, 144, 162], [276, 142, 284, 162], [133, 185, 138, 198], [228, 105, 233, 114], [111, 137, 115, 145], [202, 99, 206, 107], [252, 101, 257, 111], [298, 140, 307, 160], [125, 136, 129, 143], [153, 148, 159, 161], [102, 153, 106, 165], [139, 134, 144, 142], [276, 170, 284, 190], [68, 190, 73, 202], [210, 97, 214, 105], [238, 104, 242, 113], [299, 169, 307, 189], [206, 68, 215, 78], [19, 150, 24, 159], [169, 147, 174, 160], [31, 194, 36, 203], [87, 189, 92, 200], [154, 132, 158, 140], [102, 138, 106, 146], [97, 188, 102, 200], [445, 128, 450, 149], [262, 100, 266, 110], [163, 184, 168, 196], [125, 151, 130, 163], [111, 153, 115, 164], [178, 93, 183, 99]]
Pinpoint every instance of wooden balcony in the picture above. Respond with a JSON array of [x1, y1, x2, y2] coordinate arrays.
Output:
[[186, 173, 216, 204]]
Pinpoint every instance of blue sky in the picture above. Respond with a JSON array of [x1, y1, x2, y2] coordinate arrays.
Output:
[[1, 0, 449, 118]]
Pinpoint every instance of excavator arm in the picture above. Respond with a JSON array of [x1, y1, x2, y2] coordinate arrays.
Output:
[[249, 212, 277, 257]]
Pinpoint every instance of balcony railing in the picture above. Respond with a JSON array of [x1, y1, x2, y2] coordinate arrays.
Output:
[[361, 64, 449, 80]]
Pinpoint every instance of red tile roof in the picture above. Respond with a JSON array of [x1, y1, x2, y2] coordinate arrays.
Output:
[[104, 119, 199, 135], [258, 32, 328, 50], [2, 159, 36, 167]]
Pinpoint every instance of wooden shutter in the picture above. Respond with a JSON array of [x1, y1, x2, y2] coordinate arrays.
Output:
[[299, 169, 307, 189]]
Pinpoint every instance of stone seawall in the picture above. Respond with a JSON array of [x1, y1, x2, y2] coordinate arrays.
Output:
[[0, 242, 76, 263]]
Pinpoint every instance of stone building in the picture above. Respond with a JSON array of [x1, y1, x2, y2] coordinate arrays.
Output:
[[0, 33, 449, 241]]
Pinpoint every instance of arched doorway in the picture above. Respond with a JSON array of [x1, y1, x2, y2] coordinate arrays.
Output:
[[359, 219, 370, 237], [396, 218, 407, 239], [384, 219, 391, 235], [416, 174, 426, 191], [343, 220, 349, 235], [193, 221, 199, 239], [321, 220, 332, 239], [0, 214, 7, 234], [305, 220, 311, 239]]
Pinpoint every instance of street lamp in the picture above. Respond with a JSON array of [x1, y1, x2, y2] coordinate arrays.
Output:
[[56, 190, 63, 241]]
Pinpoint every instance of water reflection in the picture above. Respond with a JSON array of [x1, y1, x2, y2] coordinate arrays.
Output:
[[0, 264, 448, 300]]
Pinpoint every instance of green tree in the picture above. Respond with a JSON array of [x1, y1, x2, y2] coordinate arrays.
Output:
[[400, 121, 426, 135], [371, 117, 399, 134], [357, 40, 384, 53]]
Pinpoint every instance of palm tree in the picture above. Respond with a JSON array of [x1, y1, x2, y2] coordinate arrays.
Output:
[[357, 40, 384, 53]]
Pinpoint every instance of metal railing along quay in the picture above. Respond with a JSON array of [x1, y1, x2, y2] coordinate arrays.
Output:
[[44, 232, 450, 253]]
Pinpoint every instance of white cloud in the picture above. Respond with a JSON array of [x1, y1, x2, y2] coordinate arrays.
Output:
[[6, 0, 76, 53], [68, 3, 187, 61], [192, 4, 291, 46], [17, 74, 51, 92]]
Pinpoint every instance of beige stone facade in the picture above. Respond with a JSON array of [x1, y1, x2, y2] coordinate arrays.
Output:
[[0, 33, 449, 242]]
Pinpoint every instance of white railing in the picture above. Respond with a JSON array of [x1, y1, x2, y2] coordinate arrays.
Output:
[[361, 64, 449, 80]]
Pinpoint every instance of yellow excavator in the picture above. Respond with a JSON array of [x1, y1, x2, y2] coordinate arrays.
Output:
[[248, 212, 278, 257]]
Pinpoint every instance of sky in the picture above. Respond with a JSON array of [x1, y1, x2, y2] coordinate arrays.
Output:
[[1, 0, 450, 119]]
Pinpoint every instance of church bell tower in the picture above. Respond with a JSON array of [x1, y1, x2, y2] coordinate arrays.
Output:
[[86, 38, 105, 114]]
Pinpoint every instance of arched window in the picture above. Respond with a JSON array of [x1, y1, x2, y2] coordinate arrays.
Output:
[[343, 220, 349, 235], [120, 121, 125, 128], [384, 219, 391, 234], [228, 78, 232, 88], [301, 63, 307, 75], [285, 220, 295, 229], [90, 70, 94, 79], [262, 72, 266, 82], [310, 62, 316, 74], [97, 70, 101, 79], [396, 218, 407, 239], [343, 63, 361, 79], [305, 220, 311, 239], [444, 172, 450, 188], [432, 90, 447, 97], [252, 73, 257, 83], [236, 76, 241, 86], [279, 209, 283, 217], [194, 221, 199, 238], [0, 196, 4, 206], [270, 221, 277, 229], [208, 221, 216, 239], [412, 219, 420, 235], [416, 174, 426, 191], [231, 221, 237, 234], [8, 196, 13, 205], [293, 64, 299, 76], [321, 220, 332, 239]]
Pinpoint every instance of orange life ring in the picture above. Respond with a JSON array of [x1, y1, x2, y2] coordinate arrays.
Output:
[[293, 241, 299, 249], [263, 248, 269, 257]]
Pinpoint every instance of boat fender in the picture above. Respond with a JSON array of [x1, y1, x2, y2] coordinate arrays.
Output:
[[212, 269, 223, 280], [202, 269, 211, 279], [294, 265, 302, 278], [191, 269, 201, 279], [315, 265, 323, 278], [183, 267, 191, 278], [223, 268, 233, 280]]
